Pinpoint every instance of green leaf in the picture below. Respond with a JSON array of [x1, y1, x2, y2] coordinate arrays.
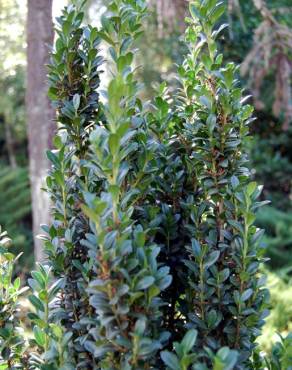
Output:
[[28, 295, 45, 312], [207, 114, 216, 132], [88, 48, 98, 62], [241, 288, 253, 302], [109, 133, 120, 156], [220, 268, 230, 282], [231, 176, 239, 189], [46, 150, 60, 168], [13, 277, 20, 290], [214, 347, 238, 370], [246, 212, 256, 226], [81, 205, 100, 223], [117, 55, 130, 72], [210, 3, 226, 23], [228, 220, 244, 234], [181, 329, 197, 353], [98, 31, 115, 46], [53, 135, 63, 149], [200, 96, 212, 110], [134, 317, 146, 336], [213, 24, 229, 39], [54, 170, 65, 187], [224, 68, 233, 89], [206, 309, 218, 328], [39, 289, 48, 301], [31, 270, 46, 289], [120, 36, 133, 54], [233, 290, 241, 305], [33, 326, 46, 347], [136, 276, 155, 290], [246, 182, 257, 196], [161, 351, 181, 370], [135, 231, 145, 248], [73, 93, 80, 111], [204, 251, 220, 268], [50, 323, 63, 339], [202, 54, 212, 70], [148, 285, 160, 301], [90, 27, 99, 43], [48, 278, 65, 300], [100, 14, 110, 32], [191, 239, 201, 257], [95, 200, 108, 214], [155, 96, 169, 116], [189, 4, 201, 20], [63, 20, 71, 37], [48, 87, 58, 100]]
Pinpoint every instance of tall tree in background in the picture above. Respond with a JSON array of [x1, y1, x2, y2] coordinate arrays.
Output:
[[26, 0, 55, 261], [149, 0, 186, 37], [241, 0, 292, 129], [0, 0, 26, 168]]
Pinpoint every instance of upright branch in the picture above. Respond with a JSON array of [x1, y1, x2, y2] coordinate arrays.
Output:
[[46, 2, 103, 367], [80, 0, 172, 368], [177, 0, 269, 366]]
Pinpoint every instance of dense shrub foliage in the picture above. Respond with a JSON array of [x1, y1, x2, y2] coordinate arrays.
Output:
[[175, 0, 270, 363], [0, 227, 27, 368], [80, 2, 173, 368], [2, 0, 291, 369], [45, 0, 269, 368], [46, 2, 104, 366]]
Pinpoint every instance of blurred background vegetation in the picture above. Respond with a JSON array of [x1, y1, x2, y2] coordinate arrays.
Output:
[[0, 0, 292, 355]]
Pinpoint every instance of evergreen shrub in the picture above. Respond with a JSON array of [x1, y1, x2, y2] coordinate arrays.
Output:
[[0, 0, 278, 369], [44, 0, 270, 368]]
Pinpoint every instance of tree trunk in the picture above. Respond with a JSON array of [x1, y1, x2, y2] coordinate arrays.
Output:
[[4, 118, 17, 169], [26, 0, 55, 262], [149, 0, 187, 37]]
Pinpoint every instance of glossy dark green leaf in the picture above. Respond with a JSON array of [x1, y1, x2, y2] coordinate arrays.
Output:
[[136, 276, 155, 290], [161, 351, 181, 370]]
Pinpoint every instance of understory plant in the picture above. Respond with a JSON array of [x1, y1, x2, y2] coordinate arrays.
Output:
[[27, 265, 71, 370], [0, 0, 278, 369], [0, 227, 27, 369], [266, 334, 292, 370], [0, 227, 72, 370]]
